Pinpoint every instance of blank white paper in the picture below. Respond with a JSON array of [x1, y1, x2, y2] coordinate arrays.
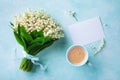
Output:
[[68, 17, 105, 46]]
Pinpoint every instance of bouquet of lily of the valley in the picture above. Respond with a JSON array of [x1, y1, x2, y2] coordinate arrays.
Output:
[[10, 10, 64, 72]]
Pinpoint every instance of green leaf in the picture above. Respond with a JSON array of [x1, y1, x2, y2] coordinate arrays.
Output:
[[14, 29, 28, 52], [10, 22, 14, 27], [28, 36, 53, 55], [30, 37, 45, 44], [36, 30, 44, 37], [27, 42, 43, 55], [44, 36, 52, 43], [19, 26, 33, 45], [30, 30, 44, 39], [30, 30, 37, 39], [41, 40, 54, 50], [21, 37, 28, 53], [9, 22, 15, 30], [14, 31, 24, 46], [17, 24, 21, 35], [32, 40, 54, 55]]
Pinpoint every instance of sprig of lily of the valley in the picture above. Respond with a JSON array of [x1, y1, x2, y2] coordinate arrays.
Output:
[[66, 10, 78, 21]]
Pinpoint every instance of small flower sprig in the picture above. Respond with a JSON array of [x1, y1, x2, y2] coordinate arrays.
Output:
[[66, 10, 78, 21], [94, 38, 105, 56]]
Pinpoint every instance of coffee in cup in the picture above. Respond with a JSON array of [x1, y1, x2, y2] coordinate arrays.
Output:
[[66, 45, 88, 66]]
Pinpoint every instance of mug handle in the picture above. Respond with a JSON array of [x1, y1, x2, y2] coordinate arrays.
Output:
[[86, 60, 93, 66]]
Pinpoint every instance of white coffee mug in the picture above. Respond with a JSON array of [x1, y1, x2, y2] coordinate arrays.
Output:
[[66, 45, 89, 67]]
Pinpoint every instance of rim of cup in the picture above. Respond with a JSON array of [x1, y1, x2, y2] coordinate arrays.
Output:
[[66, 45, 89, 67]]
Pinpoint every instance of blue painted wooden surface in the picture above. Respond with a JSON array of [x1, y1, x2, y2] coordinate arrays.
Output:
[[0, 0, 120, 80]]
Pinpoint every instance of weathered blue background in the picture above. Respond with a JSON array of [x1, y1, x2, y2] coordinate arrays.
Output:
[[0, 0, 120, 80]]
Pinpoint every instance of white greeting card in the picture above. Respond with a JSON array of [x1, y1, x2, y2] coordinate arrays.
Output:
[[68, 17, 105, 45]]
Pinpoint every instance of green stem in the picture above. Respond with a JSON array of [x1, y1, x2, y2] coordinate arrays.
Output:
[[19, 57, 33, 72], [73, 15, 78, 21]]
